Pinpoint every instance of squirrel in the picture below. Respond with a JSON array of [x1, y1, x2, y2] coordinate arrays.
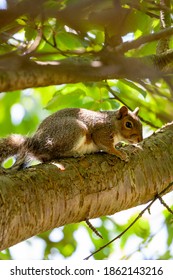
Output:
[[0, 106, 142, 170], [0, 105, 142, 238]]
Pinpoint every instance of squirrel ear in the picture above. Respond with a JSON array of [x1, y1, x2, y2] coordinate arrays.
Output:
[[133, 107, 139, 116], [117, 106, 128, 119]]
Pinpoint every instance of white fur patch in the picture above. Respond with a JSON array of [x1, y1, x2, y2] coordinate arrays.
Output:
[[72, 135, 98, 155], [11, 134, 25, 145], [113, 134, 125, 146]]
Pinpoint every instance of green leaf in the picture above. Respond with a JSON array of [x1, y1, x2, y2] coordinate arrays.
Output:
[[55, 32, 85, 50], [0, 249, 12, 260], [163, 210, 173, 247], [120, 80, 147, 98], [25, 26, 37, 42], [46, 89, 86, 110]]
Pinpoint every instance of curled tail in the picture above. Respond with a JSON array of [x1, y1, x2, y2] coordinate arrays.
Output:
[[0, 134, 26, 165]]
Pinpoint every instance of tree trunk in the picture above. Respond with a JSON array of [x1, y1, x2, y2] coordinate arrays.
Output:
[[0, 122, 173, 251]]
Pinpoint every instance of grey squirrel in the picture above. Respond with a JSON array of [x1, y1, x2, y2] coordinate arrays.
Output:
[[0, 106, 142, 170]]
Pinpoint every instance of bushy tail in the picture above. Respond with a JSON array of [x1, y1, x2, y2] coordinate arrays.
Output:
[[0, 134, 26, 165]]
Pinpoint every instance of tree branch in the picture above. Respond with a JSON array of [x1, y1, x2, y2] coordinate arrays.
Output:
[[84, 195, 158, 260], [0, 121, 173, 251], [116, 26, 173, 53], [157, 0, 171, 54], [0, 54, 164, 93]]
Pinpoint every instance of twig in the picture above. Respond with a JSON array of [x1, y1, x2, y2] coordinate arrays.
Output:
[[157, 194, 173, 214], [84, 181, 173, 260], [85, 219, 103, 239], [42, 33, 68, 57], [84, 196, 157, 260], [106, 83, 160, 129], [158, 181, 173, 197], [157, 0, 171, 54], [115, 26, 173, 53]]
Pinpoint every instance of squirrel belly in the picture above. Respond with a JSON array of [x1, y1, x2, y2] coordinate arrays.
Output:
[[71, 134, 99, 156]]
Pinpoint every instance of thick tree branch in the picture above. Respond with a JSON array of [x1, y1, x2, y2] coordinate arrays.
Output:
[[0, 1, 173, 92], [0, 122, 173, 251], [0, 54, 164, 93]]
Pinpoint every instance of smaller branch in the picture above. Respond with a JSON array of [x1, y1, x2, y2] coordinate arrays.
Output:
[[105, 83, 125, 105], [106, 83, 160, 129], [0, 32, 26, 46], [128, 0, 169, 19], [84, 196, 157, 260], [158, 181, 173, 197], [85, 219, 103, 239], [84, 181, 173, 260], [23, 28, 42, 55], [157, 194, 173, 214], [42, 33, 69, 58], [157, 0, 171, 54], [115, 27, 173, 53], [123, 220, 166, 259]]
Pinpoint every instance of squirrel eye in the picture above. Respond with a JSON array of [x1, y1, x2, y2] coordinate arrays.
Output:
[[125, 121, 133, 129]]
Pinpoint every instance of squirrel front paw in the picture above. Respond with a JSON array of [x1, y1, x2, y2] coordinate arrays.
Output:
[[118, 150, 129, 162], [108, 147, 129, 162], [114, 143, 129, 162]]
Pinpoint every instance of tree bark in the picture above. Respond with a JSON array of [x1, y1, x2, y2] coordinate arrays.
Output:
[[0, 55, 164, 93], [0, 122, 173, 251]]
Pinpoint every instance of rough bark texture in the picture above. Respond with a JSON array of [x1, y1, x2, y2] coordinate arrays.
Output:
[[0, 56, 163, 93], [0, 122, 173, 251]]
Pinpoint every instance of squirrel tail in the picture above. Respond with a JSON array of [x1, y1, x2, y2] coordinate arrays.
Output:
[[0, 134, 26, 165]]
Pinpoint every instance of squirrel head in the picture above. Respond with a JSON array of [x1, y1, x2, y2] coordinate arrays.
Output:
[[116, 106, 143, 143]]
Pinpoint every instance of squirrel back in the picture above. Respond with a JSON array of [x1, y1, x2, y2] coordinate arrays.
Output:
[[0, 106, 142, 169]]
